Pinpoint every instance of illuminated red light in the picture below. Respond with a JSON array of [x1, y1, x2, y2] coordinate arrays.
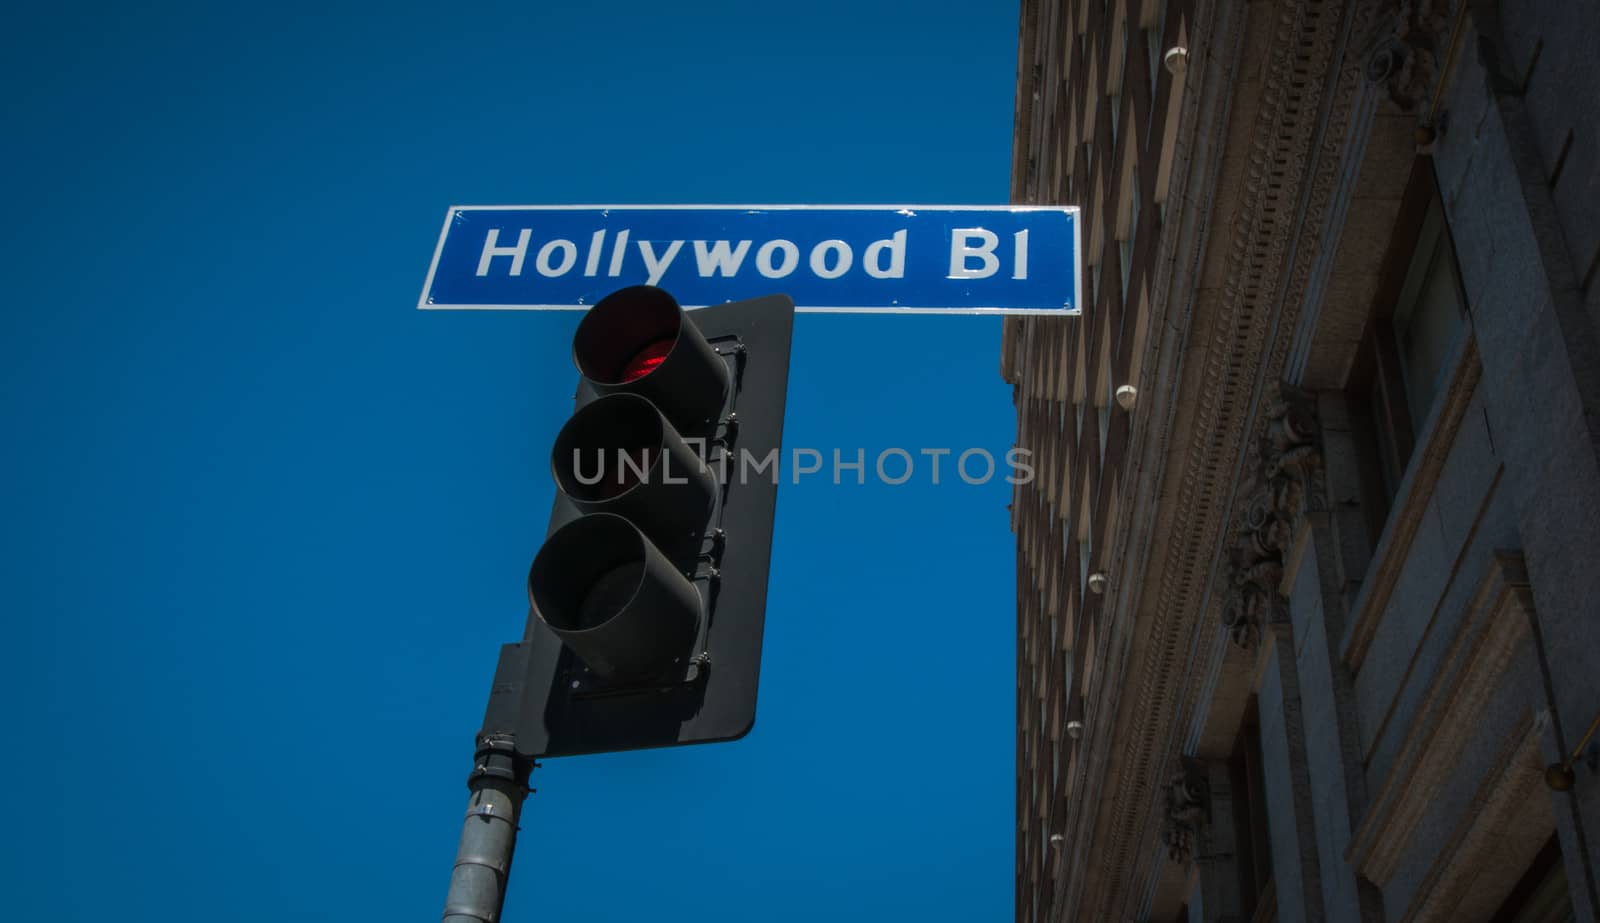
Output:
[[619, 337, 674, 382]]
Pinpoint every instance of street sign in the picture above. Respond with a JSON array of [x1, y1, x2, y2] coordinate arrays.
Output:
[[418, 205, 1080, 315]]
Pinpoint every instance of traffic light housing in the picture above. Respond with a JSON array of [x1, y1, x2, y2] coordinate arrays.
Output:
[[480, 285, 794, 758]]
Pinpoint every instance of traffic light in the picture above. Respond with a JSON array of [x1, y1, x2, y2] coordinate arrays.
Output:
[[479, 285, 795, 758]]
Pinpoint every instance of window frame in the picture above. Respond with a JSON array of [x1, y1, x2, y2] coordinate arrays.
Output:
[[1344, 158, 1470, 543]]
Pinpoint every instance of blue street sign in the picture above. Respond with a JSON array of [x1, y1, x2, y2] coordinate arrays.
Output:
[[418, 205, 1080, 315]]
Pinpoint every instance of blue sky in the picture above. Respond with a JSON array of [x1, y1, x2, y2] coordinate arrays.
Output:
[[1, 3, 1021, 920]]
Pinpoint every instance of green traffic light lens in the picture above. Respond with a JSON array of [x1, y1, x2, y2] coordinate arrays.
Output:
[[576, 560, 645, 629]]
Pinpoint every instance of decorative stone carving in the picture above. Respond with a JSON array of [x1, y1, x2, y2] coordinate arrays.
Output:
[[1161, 759, 1209, 863], [1363, 1, 1455, 114], [1218, 384, 1323, 650]]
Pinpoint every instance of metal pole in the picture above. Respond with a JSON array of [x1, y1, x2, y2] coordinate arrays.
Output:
[[442, 734, 534, 923]]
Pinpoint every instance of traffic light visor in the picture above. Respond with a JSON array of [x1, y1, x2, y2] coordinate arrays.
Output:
[[551, 393, 666, 502], [527, 513, 702, 680], [573, 286, 685, 385], [572, 286, 730, 426], [549, 392, 719, 543]]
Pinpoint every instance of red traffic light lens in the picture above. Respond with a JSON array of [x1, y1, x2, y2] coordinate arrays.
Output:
[[619, 336, 675, 382]]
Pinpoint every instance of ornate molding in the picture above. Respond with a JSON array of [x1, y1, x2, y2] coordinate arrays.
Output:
[[1219, 384, 1324, 649], [1083, 0, 1366, 916], [1160, 759, 1210, 864]]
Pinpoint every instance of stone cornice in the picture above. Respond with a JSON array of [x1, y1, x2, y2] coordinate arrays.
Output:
[[1080, 0, 1388, 917], [1142, 0, 1395, 907]]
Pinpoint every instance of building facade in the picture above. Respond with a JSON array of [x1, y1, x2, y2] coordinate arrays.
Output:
[[1004, 1, 1600, 921]]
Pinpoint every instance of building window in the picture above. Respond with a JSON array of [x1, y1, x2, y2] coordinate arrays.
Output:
[[1348, 164, 1469, 535], [1488, 836, 1575, 923], [1229, 699, 1274, 922], [1391, 192, 1467, 430]]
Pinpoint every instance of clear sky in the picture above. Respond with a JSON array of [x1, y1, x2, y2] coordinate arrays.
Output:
[[2, 3, 1021, 920]]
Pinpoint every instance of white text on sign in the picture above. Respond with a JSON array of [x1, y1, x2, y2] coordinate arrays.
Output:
[[474, 227, 1032, 287]]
